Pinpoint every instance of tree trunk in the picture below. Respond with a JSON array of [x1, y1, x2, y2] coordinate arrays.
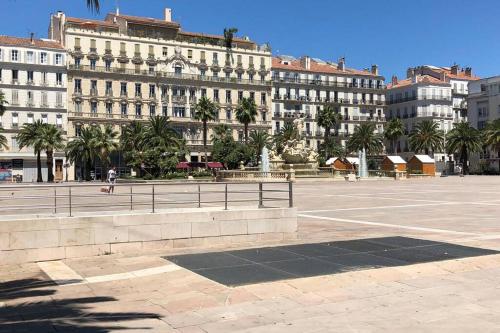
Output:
[[36, 150, 43, 182], [462, 146, 469, 175], [244, 123, 248, 144], [85, 158, 92, 181], [101, 158, 106, 182], [46, 149, 54, 183], [203, 121, 208, 169]]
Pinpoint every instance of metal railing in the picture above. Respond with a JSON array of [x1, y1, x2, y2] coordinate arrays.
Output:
[[0, 181, 293, 217]]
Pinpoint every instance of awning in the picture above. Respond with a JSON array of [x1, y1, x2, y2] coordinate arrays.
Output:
[[207, 162, 224, 169], [176, 162, 190, 169]]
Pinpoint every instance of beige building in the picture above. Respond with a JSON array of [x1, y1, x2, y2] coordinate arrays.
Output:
[[48, 8, 272, 177], [272, 56, 386, 151]]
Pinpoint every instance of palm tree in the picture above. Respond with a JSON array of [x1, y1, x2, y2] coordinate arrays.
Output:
[[0, 128, 7, 150], [66, 127, 96, 181], [317, 104, 342, 142], [17, 120, 45, 182], [223, 28, 238, 49], [346, 122, 384, 155], [446, 122, 482, 175], [211, 124, 233, 147], [86, 0, 100, 12], [384, 118, 405, 154], [249, 130, 271, 163], [273, 122, 299, 155], [92, 125, 118, 181], [235, 97, 258, 144], [120, 121, 146, 172], [483, 119, 500, 155], [144, 115, 183, 150], [194, 96, 218, 168], [408, 120, 444, 155], [40, 124, 65, 182], [0, 91, 7, 117], [320, 137, 345, 160]]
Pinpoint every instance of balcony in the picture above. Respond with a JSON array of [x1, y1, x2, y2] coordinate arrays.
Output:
[[90, 88, 98, 96], [67, 64, 272, 86], [172, 95, 187, 104], [105, 89, 113, 97], [273, 77, 386, 90]]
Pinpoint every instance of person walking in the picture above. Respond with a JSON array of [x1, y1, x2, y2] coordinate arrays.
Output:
[[107, 166, 117, 194]]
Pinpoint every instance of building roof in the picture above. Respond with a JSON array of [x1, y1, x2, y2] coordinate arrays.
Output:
[[427, 66, 480, 81], [325, 157, 339, 165], [346, 157, 360, 165], [387, 75, 448, 89], [412, 155, 435, 163], [385, 156, 407, 164], [177, 31, 255, 45], [272, 56, 382, 78], [66, 17, 118, 28], [0, 35, 63, 50], [107, 13, 181, 29]]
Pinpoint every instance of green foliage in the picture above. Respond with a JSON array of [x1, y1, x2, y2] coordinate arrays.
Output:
[[223, 27, 238, 49], [235, 97, 257, 143], [317, 104, 342, 142], [194, 96, 218, 167], [40, 124, 65, 182], [408, 120, 444, 154], [384, 118, 405, 153], [273, 122, 299, 155], [17, 120, 46, 182], [92, 125, 118, 181], [446, 121, 482, 174], [319, 137, 345, 160], [86, 0, 99, 12], [249, 130, 271, 163], [0, 128, 8, 150], [66, 127, 96, 181], [346, 122, 384, 155], [483, 119, 500, 151], [212, 135, 254, 169], [0, 91, 7, 117], [211, 124, 232, 145]]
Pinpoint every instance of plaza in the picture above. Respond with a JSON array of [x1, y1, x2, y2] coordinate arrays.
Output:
[[2, 176, 500, 332]]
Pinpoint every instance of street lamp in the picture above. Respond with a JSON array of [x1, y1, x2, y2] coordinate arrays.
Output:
[[441, 119, 447, 174]]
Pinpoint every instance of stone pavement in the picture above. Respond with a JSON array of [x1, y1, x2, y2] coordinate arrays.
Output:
[[2, 176, 500, 332]]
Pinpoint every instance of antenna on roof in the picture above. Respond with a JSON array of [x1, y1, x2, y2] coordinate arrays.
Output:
[[115, 0, 120, 15]]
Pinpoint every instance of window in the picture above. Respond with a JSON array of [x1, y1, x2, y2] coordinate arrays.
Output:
[[105, 41, 111, 51], [106, 102, 112, 115], [27, 71, 34, 83], [41, 114, 48, 124], [11, 50, 18, 61], [56, 92, 63, 107], [27, 91, 34, 105], [149, 84, 155, 98], [187, 49, 193, 59], [41, 72, 47, 85], [40, 52, 47, 64], [41, 92, 48, 106], [213, 89, 219, 102], [200, 51, 205, 61], [0, 68, 2, 82], [12, 113, 18, 127], [56, 114, 62, 128], [121, 103, 127, 115], [27, 113, 34, 124], [90, 80, 97, 95], [213, 52, 218, 63], [91, 101, 97, 114], [135, 104, 142, 117], [75, 58, 81, 68], [175, 65, 182, 75], [249, 74, 254, 82], [148, 45, 154, 56], [200, 69, 206, 77], [120, 82, 127, 96], [162, 47, 168, 57], [106, 81, 112, 95], [135, 83, 141, 97], [226, 90, 231, 103], [173, 106, 185, 117], [0, 48, 2, 61], [56, 73, 63, 86], [250, 92, 255, 101], [226, 109, 232, 120], [201, 88, 207, 98], [105, 60, 111, 71], [149, 66, 155, 74], [26, 51, 34, 63], [75, 124, 82, 137], [90, 59, 96, 70], [149, 104, 156, 116], [261, 92, 266, 105], [162, 105, 168, 116], [12, 69, 18, 82], [249, 56, 254, 65], [75, 101, 82, 113], [55, 53, 63, 65], [238, 91, 243, 101], [237, 73, 242, 81], [90, 39, 96, 50]]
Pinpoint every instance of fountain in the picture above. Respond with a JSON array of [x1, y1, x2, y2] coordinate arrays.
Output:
[[357, 148, 368, 178], [260, 146, 270, 177]]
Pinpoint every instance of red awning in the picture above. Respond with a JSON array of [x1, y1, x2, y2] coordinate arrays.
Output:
[[176, 162, 190, 169], [207, 162, 224, 169]]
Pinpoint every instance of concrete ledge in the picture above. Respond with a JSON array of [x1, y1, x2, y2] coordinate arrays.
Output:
[[0, 207, 297, 264]]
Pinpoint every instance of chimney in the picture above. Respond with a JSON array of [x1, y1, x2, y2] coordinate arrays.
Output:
[[465, 67, 472, 77], [451, 64, 459, 75], [391, 75, 398, 86], [411, 75, 418, 84], [371, 64, 378, 75], [300, 56, 311, 70], [440, 71, 446, 81], [338, 57, 345, 71], [30, 33, 34, 44], [164, 8, 172, 22], [406, 67, 415, 78]]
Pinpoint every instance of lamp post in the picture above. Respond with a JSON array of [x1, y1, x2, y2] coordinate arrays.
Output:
[[441, 119, 447, 174]]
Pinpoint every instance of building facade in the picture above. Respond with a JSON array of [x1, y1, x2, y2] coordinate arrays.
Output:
[[407, 65, 479, 122], [0, 35, 68, 182], [271, 56, 386, 151], [386, 74, 452, 164], [48, 9, 272, 178], [468, 76, 500, 172]]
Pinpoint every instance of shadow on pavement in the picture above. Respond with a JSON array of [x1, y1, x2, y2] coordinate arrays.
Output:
[[0, 277, 160, 332]]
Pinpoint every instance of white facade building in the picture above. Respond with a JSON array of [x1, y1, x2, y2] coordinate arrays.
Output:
[[386, 74, 452, 164], [468, 76, 500, 172], [0, 35, 68, 182], [272, 56, 386, 151]]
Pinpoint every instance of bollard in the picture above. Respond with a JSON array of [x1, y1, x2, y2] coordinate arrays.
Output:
[[198, 184, 201, 208], [288, 181, 293, 208], [152, 185, 155, 213], [130, 186, 133, 210], [258, 182, 263, 208], [224, 184, 228, 210], [68, 186, 72, 217]]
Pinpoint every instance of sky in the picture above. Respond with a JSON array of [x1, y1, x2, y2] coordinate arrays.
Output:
[[1, 0, 499, 81]]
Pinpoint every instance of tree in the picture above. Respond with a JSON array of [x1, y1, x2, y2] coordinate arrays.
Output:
[[212, 134, 253, 169], [17, 120, 45, 182], [384, 118, 405, 154], [40, 124, 65, 182], [317, 104, 342, 143], [0, 91, 7, 117], [0, 128, 7, 150], [120, 121, 146, 174], [446, 122, 482, 175], [211, 124, 232, 145], [273, 122, 299, 155], [235, 97, 257, 144], [408, 120, 444, 155], [66, 127, 96, 181], [86, 0, 99, 12], [223, 28, 238, 49], [194, 96, 218, 168], [92, 125, 118, 181], [249, 130, 271, 163], [346, 122, 384, 155], [319, 137, 345, 160], [483, 119, 500, 155]]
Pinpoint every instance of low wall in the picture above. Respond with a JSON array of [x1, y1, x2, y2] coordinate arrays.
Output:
[[0, 207, 297, 265]]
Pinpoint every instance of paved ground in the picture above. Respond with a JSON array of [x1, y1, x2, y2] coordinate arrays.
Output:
[[2, 176, 500, 332]]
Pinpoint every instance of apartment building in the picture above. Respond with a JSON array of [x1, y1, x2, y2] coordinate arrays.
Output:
[[0, 35, 67, 182], [48, 8, 272, 177], [272, 56, 386, 151], [468, 76, 500, 172], [386, 74, 452, 164], [407, 65, 479, 122]]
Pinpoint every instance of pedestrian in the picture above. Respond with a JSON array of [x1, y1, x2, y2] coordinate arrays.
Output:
[[107, 166, 117, 194]]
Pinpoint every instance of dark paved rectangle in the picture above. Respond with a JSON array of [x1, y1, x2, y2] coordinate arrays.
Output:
[[165, 237, 499, 286]]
